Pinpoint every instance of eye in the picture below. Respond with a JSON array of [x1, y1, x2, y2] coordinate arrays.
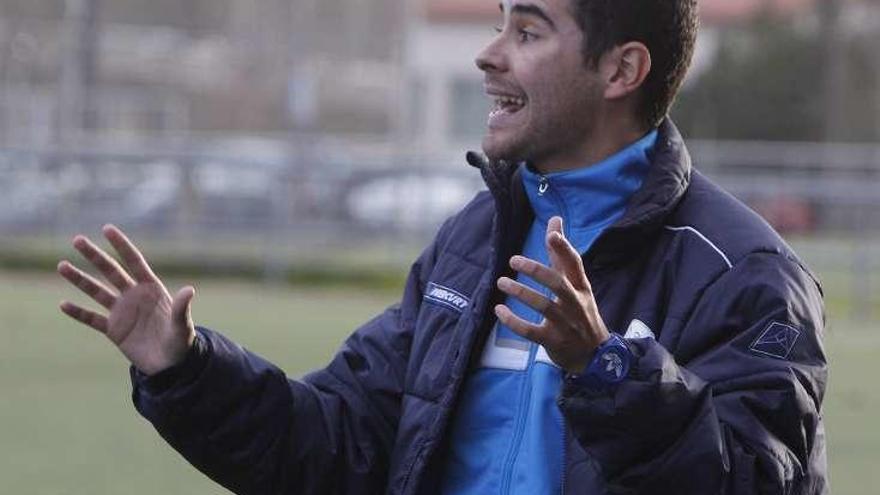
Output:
[[517, 29, 537, 43], [493, 25, 503, 34]]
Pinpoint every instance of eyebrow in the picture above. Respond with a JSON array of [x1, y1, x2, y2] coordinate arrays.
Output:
[[498, 2, 557, 30]]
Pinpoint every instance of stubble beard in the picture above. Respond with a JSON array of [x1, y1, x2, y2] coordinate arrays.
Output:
[[481, 109, 550, 164], [482, 130, 528, 164], [482, 108, 575, 167]]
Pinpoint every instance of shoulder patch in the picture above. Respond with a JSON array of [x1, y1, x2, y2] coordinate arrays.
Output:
[[424, 282, 470, 313], [749, 321, 801, 359]]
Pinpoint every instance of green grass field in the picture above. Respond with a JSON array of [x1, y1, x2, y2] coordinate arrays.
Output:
[[1, 269, 877, 493]]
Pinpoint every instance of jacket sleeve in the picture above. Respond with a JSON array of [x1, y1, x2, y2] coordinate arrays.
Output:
[[130, 231, 444, 494], [559, 252, 828, 494]]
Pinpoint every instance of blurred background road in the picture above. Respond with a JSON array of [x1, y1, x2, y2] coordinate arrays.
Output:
[[0, 0, 878, 492]]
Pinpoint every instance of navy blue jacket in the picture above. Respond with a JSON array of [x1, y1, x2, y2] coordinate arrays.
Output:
[[132, 120, 828, 494]]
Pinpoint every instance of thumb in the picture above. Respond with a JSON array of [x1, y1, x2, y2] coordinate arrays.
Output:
[[171, 285, 196, 331]]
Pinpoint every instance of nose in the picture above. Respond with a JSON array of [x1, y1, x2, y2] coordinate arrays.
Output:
[[475, 35, 507, 74]]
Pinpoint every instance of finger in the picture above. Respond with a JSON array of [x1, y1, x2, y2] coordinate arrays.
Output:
[[509, 255, 577, 305], [545, 216, 566, 272], [73, 235, 136, 291], [545, 217, 568, 274], [494, 304, 545, 344], [103, 225, 158, 284], [546, 216, 589, 290], [496, 277, 564, 322], [171, 286, 195, 330], [59, 301, 109, 333], [547, 215, 564, 237], [57, 260, 117, 310]]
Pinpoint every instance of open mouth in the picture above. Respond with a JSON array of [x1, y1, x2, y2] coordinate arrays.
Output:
[[490, 94, 527, 118], [487, 93, 527, 127]]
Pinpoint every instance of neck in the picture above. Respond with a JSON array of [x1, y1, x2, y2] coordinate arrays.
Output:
[[534, 113, 648, 174]]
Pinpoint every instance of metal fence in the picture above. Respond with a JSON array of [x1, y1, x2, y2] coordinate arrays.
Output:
[[3, 138, 878, 233], [1, 137, 878, 320]]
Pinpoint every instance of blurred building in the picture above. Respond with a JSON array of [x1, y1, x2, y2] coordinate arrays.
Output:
[[1, 0, 878, 238], [0, 0, 407, 145], [2, 0, 878, 147]]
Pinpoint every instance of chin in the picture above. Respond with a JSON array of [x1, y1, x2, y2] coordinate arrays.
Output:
[[482, 131, 527, 163], [481, 136, 502, 161]]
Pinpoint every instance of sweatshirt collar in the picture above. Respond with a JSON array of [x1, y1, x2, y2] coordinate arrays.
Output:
[[520, 129, 658, 232]]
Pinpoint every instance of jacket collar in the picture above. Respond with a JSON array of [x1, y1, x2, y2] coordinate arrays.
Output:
[[467, 118, 692, 268], [520, 129, 656, 232]]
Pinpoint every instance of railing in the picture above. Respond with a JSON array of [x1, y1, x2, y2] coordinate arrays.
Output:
[[0, 138, 877, 320]]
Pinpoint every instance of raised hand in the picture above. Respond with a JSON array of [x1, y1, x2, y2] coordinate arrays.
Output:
[[57, 225, 196, 376], [494, 216, 610, 373]]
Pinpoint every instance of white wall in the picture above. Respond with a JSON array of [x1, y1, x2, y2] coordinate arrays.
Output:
[[403, 22, 494, 153]]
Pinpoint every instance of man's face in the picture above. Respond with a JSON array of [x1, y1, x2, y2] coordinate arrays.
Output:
[[476, 0, 605, 165]]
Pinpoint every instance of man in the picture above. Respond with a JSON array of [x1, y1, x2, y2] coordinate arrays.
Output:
[[57, 0, 828, 493]]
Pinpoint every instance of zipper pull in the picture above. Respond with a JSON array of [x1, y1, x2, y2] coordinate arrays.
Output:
[[538, 175, 549, 196]]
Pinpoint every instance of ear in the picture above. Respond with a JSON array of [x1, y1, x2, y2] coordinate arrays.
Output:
[[600, 42, 651, 100]]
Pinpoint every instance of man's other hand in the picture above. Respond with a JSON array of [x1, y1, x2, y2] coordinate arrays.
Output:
[[57, 224, 196, 376], [494, 216, 610, 373]]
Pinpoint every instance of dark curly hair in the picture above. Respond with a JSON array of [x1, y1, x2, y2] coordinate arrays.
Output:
[[570, 0, 699, 128]]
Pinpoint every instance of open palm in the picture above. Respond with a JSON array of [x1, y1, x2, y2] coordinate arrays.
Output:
[[58, 225, 196, 375]]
